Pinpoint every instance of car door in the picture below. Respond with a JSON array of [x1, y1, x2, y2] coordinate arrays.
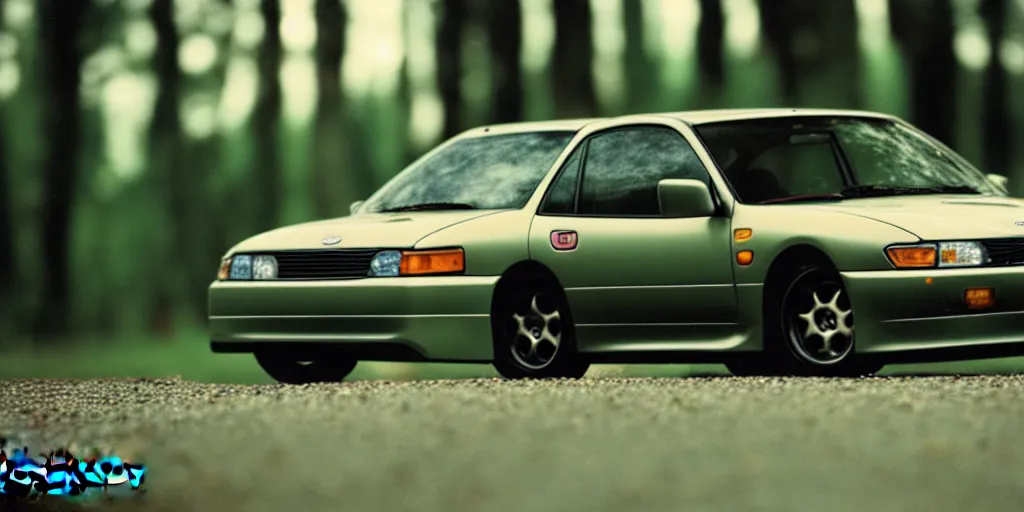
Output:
[[528, 123, 737, 349]]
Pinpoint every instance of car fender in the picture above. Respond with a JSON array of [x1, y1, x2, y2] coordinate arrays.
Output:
[[413, 210, 535, 276], [731, 206, 922, 285]]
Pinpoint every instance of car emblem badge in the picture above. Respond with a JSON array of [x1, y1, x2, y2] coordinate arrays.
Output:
[[321, 236, 342, 246], [550, 230, 578, 251], [1016, 221, 1024, 227]]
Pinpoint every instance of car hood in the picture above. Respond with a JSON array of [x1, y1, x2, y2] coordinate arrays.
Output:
[[805, 195, 1024, 240], [230, 210, 506, 252]]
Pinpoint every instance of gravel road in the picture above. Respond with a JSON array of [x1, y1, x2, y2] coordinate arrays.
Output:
[[2, 375, 1024, 512]]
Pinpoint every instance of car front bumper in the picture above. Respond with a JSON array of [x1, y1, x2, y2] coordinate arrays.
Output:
[[207, 276, 499, 361], [842, 266, 1024, 362]]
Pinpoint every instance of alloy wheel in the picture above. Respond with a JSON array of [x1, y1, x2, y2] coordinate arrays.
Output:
[[782, 270, 855, 366], [508, 293, 563, 370]]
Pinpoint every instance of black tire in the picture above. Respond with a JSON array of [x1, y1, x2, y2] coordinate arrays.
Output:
[[492, 282, 589, 379], [254, 351, 358, 384], [764, 262, 882, 377]]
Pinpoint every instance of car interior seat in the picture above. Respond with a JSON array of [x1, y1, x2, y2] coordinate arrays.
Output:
[[736, 168, 788, 204]]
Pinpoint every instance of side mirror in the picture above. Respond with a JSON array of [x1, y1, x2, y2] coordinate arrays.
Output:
[[987, 173, 1009, 193], [657, 179, 716, 218], [350, 200, 364, 215]]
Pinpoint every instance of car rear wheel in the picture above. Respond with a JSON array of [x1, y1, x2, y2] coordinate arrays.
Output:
[[255, 351, 358, 384], [767, 263, 883, 377], [492, 284, 589, 379]]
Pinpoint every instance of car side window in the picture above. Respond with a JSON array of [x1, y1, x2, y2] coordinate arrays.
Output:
[[578, 126, 710, 216], [539, 143, 584, 214]]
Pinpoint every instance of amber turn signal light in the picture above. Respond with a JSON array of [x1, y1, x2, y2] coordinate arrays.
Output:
[[734, 228, 753, 242], [965, 287, 994, 309], [736, 250, 754, 266], [400, 249, 465, 275], [217, 258, 232, 280], [887, 246, 936, 268]]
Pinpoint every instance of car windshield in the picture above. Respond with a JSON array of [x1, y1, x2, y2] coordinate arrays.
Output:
[[693, 117, 1002, 204], [359, 131, 575, 213]]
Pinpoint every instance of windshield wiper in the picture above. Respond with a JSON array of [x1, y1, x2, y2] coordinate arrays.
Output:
[[379, 202, 477, 213], [840, 184, 981, 198], [758, 194, 844, 205]]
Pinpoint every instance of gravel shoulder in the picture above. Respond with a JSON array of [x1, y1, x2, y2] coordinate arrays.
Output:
[[2, 376, 1024, 512]]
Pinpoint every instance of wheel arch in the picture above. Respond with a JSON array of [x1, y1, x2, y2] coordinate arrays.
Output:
[[762, 244, 838, 298], [761, 245, 841, 340], [761, 243, 857, 355]]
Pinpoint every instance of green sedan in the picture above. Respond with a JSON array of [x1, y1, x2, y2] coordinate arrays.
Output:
[[209, 109, 1021, 382]]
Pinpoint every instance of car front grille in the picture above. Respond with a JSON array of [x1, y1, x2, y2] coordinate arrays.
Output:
[[264, 249, 379, 280], [981, 238, 1024, 266]]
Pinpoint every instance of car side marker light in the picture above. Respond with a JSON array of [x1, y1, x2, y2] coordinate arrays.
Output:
[[736, 250, 754, 266], [965, 288, 994, 309]]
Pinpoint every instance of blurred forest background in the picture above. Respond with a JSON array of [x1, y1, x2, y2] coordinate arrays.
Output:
[[4, 0, 1024, 381]]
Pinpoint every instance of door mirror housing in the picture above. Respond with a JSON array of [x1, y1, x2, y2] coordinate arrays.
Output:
[[350, 200, 365, 215], [987, 173, 1009, 194], [657, 179, 716, 218]]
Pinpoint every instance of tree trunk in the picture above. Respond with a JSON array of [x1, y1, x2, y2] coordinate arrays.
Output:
[[180, 0, 235, 323], [35, 0, 86, 338], [828, 0, 862, 108], [758, 0, 860, 107], [148, 0, 183, 335], [757, 0, 799, 102], [487, 0, 523, 124], [981, 0, 1010, 175], [697, 0, 725, 88], [622, 0, 654, 113], [0, 0, 10, 304], [397, 55, 418, 166], [890, 0, 957, 144], [254, 0, 282, 230], [312, 0, 353, 218], [0, 104, 8, 300], [436, 0, 467, 138], [551, 0, 596, 118]]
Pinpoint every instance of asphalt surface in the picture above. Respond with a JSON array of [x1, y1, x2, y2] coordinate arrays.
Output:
[[2, 375, 1024, 512]]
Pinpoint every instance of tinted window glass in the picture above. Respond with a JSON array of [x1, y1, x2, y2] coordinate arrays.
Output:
[[361, 131, 575, 213], [835, 121, 991, 189], [539, 144, 584, 214], [743, 137, 845, 203], [695, 117, 1000, 204], [578, 127, 709, 216]]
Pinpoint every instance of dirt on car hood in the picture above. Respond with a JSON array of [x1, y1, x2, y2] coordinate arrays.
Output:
[[230, 210, 506, 252], [807, 195, 1024, 240]]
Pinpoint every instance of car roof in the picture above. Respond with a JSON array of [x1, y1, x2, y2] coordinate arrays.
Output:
[[456, 109, 898, 139], [456, 119, 601, 138], [661, 108, 898, 125]]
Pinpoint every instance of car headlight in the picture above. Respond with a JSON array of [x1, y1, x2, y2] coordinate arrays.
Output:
[[229, 255, 253, 279], [369, 248, 465, 276], [886, 241, 989, 269], [252, 255, 278, 280], [218, 254, 278, 280], [369, 250, 402, 277]]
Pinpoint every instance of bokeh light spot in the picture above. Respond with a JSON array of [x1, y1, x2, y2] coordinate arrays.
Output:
[[179, 34, 219, 75]]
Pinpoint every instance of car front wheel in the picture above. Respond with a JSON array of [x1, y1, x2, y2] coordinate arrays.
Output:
[[255, 351, 358, 384], [767, 263, 882, 377], [492, 285, 589, 379]]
